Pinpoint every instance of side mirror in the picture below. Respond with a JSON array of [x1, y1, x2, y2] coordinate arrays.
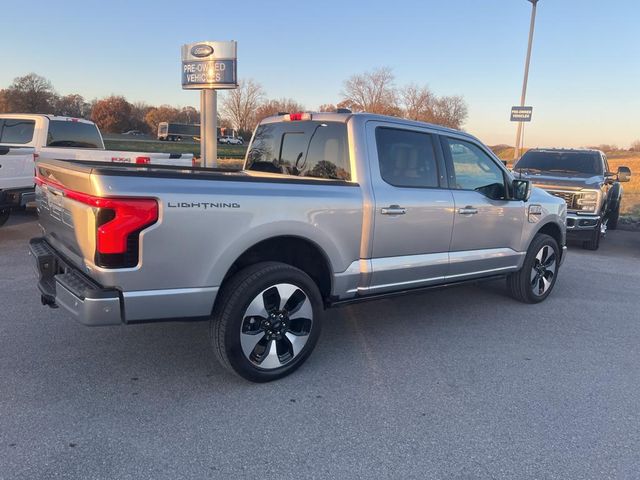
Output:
[[512, 179, 531, 201], [617, 166, 631, 183]]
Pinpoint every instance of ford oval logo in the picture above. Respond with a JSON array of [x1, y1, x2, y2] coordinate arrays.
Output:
[[191, 44, 214, 58]]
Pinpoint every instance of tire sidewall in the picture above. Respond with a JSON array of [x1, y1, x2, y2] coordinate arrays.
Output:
[[524, 235, 560, 303], [0, 209, 10, 227], [220, 264, 323, 382]]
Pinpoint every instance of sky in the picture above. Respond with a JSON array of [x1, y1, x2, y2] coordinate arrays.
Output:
[[1, 0, 639, 148]]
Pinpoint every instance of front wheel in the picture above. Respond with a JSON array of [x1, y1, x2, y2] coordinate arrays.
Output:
[[582, 226, 601, 250], [608, 204, 620, 230], [210, 262, 323, 382], [0, 209, 10, 227], [507, 233, 560, 303]]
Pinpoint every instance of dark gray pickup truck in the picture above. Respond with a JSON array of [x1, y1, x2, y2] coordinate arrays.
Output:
[[514, 148, 631, 250]]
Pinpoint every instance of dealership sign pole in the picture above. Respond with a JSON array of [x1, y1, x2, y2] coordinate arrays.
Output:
[[181, 41, 237, 168], [513, 0, 538, 161]]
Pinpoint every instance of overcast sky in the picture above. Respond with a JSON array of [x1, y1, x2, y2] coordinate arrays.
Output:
[[2, 0, 638, 147]]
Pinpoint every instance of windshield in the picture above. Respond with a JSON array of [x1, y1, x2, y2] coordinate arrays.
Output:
[[515, 151, 603, 176]]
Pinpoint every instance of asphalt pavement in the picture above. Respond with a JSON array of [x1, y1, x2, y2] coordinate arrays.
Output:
[[1, 210, 640, 479]]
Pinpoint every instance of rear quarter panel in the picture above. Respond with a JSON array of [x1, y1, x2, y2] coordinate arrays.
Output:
[[86, 174, 363, 292]]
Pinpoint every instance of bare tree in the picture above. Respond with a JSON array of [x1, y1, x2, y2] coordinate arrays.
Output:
[[318, 103, 336, 112], [220, 79, 265, 136], [630, 140, 640, 152], [254, 98, 305, 122], [341, 67, 399, 115], [54, 94, 90, 118], [179, 106, 199, 124], [400, 84, 435, 121], [0, 90, 9, 113], [3, 73, 58, 113], [430, 95, 468, 130]]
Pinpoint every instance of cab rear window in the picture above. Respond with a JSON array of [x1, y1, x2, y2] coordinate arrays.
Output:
[[0, 119, 35, 144], [246, 121, 351, 181], [46, 120, 103, 149]]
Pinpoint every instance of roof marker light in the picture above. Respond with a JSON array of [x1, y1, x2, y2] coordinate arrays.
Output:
[[283, 112, 312, 122]]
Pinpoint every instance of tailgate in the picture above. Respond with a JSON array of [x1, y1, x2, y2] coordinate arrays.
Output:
[[35, 159, 159, 272], [35, 160, 100, 268], [38, 148, 193, 166]]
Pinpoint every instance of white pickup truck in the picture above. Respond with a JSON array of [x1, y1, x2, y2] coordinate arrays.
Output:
[[0, 146, 35, 226], [0, 114, 194, 227], [0, 114, 194, 166]]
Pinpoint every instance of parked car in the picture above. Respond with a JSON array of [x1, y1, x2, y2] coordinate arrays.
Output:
[[0, 146, 35, 227], [513, 148, 631, 250], [218, 135, 243, 145], [0, 114, 193, 166], [122, 130, 143, 136], [29, 111, 566, 382]]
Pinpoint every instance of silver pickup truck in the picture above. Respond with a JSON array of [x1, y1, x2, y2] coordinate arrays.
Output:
[[30, 112, 567, 382]]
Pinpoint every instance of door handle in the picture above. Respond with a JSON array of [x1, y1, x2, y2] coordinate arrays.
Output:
[[381, 205, 406, 215], [457, 206, 478, 215]]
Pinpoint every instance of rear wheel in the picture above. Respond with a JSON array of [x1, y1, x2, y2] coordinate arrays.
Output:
[[0, 209, 10, 227], [210, 262, 323, 382], [507, 233, 560, 303]]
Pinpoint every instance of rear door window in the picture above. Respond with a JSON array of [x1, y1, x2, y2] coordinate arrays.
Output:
[[375, 127, 439, 188], [0, 119, 35, 144], [46, 120, 103, 148], [246, 121, 351, 181]]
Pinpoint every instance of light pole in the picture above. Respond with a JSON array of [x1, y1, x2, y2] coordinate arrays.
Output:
[[514, 0, 539, 160]]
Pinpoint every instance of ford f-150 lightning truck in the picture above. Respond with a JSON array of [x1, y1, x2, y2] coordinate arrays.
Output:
[[29, 112, 567, 381]]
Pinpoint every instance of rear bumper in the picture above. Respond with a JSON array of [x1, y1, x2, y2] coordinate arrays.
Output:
[[29, 237, 122, 326], [29, 237, 218, 326], [1, 187, 35, 209]]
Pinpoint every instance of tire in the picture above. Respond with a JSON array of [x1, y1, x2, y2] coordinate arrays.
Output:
[[507, 233, 560, 304], [210, 262, 323, 382], [582, 226, 601, 250], [608, 204, 620, 230], [0, 209, 10, 227]]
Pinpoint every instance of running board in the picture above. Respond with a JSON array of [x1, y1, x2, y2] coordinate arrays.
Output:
[[327, 274, 508, 308]]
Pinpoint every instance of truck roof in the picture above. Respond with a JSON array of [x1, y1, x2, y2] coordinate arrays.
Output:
[[0, 113, 95, 124], [259, 111, 478, 141], [525, 147, 604, 155]]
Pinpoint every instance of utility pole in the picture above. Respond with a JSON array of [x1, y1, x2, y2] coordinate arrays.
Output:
[[514, 0, 539, 160]]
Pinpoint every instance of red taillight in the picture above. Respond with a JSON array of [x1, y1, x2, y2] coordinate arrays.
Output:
[[135, 156, 151, 164], [36, 175, 158, 258], [95, 197, 158, 254]]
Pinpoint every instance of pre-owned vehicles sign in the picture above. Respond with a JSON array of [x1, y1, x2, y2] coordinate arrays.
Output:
[[181, 41, 237, 90], [510, 106, 533, 122]]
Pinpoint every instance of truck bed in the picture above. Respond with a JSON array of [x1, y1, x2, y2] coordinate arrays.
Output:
[[34, 158, 363, 323]]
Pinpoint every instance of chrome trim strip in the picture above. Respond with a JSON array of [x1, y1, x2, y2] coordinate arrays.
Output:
[[445, 265, 519, 280]]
